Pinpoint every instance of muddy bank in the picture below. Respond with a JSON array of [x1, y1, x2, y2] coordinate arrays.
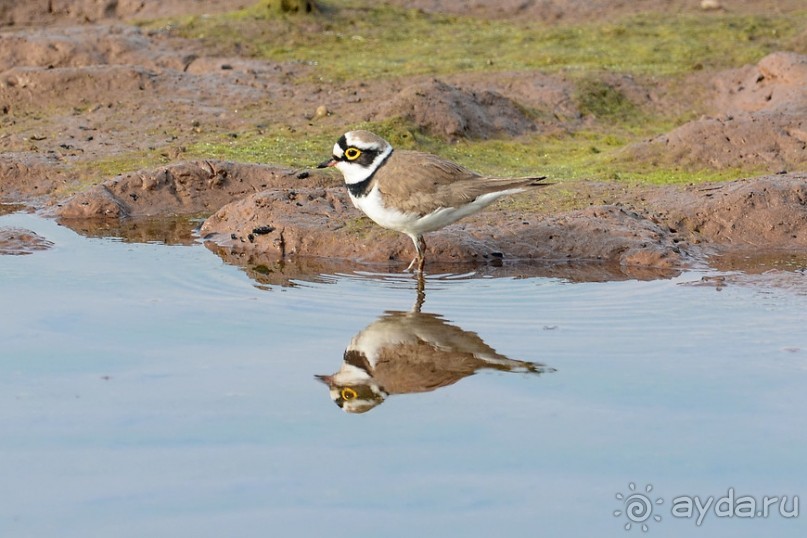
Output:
[[625, 52, 807, 171], [196, 171, 805, 273], [198, 185, 689, 270], [0, 20, 314, 200], [2, 0, 805, 282], [640, 173, 807, 250], [4, 13, 805, 205], [45, 152, 789, 276], [0, 226, 53, 254], [42, 149, 804, 278], [0, 0, 253, 26], [49, 160, 335, 218]]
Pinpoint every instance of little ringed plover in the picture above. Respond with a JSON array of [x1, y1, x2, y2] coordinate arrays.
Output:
[[318, 130, 549, 272]]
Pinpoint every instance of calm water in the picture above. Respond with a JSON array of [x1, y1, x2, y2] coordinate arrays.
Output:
[[1, 212, 805, 537]]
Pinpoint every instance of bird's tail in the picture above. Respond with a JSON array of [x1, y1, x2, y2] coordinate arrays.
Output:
[[522, 176, 550, 186], [487, 175, 552, 189]]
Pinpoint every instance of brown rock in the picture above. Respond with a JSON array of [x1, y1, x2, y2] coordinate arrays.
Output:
[[0, 226, 53, 255]]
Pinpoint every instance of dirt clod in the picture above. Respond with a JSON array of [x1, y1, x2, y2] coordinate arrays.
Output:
[[373, 79, 537, 140]]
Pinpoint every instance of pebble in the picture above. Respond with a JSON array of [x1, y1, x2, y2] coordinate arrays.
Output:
[[313, 105, 329, 119], [700, 0, 721, 10]]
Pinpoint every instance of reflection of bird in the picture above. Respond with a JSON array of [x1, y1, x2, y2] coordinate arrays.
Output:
[[317, 130, 549, 272], [316, 310, 554, 413]]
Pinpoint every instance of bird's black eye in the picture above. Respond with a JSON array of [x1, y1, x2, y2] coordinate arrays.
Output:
[[344, 147, 362, 161], [340, 387, 358, 400]]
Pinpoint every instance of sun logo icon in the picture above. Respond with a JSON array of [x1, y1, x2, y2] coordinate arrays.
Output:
[[614, 482, 664, 532]]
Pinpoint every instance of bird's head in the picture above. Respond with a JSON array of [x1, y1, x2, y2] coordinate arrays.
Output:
[[317, 130, 393, 186], [315, 372, 388, 414]]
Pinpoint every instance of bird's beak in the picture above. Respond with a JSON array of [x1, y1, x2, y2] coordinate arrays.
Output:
[[317, 158, 337, 169], [314, 374, 333, 385]]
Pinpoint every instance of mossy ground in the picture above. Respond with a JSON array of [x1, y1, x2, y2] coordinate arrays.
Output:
[[136, 2, 807, 185], [159, 2, 803, 80]]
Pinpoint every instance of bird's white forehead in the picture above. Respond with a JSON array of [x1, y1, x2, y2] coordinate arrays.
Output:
[[330, 131, 390, 159], [345, 130, 388, 150]]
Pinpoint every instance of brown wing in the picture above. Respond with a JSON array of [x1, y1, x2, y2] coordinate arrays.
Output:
[[370, 342, 476, 394], [377, 150, 548, 214]]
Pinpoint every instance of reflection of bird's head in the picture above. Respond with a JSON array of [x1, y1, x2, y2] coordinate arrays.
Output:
[[315, 363, 389, 414]]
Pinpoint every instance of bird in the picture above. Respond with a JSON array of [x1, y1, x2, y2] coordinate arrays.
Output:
[[317, 130, 549, 273], [315, 309, 554, 413]]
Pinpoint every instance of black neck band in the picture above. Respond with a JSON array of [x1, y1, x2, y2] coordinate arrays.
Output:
[[343, 349, 372, 373]]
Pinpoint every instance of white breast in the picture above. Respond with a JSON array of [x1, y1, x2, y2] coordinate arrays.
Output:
[[351, 186, 420, 233]]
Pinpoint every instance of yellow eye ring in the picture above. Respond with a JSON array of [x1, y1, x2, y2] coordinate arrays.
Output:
[[340, 387, 358, 400], [344, 147, 361, 161]]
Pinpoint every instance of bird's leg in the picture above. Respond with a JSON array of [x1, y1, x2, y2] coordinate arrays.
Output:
[[404, 234, 427, 273], [416, 236, 426, 273]]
